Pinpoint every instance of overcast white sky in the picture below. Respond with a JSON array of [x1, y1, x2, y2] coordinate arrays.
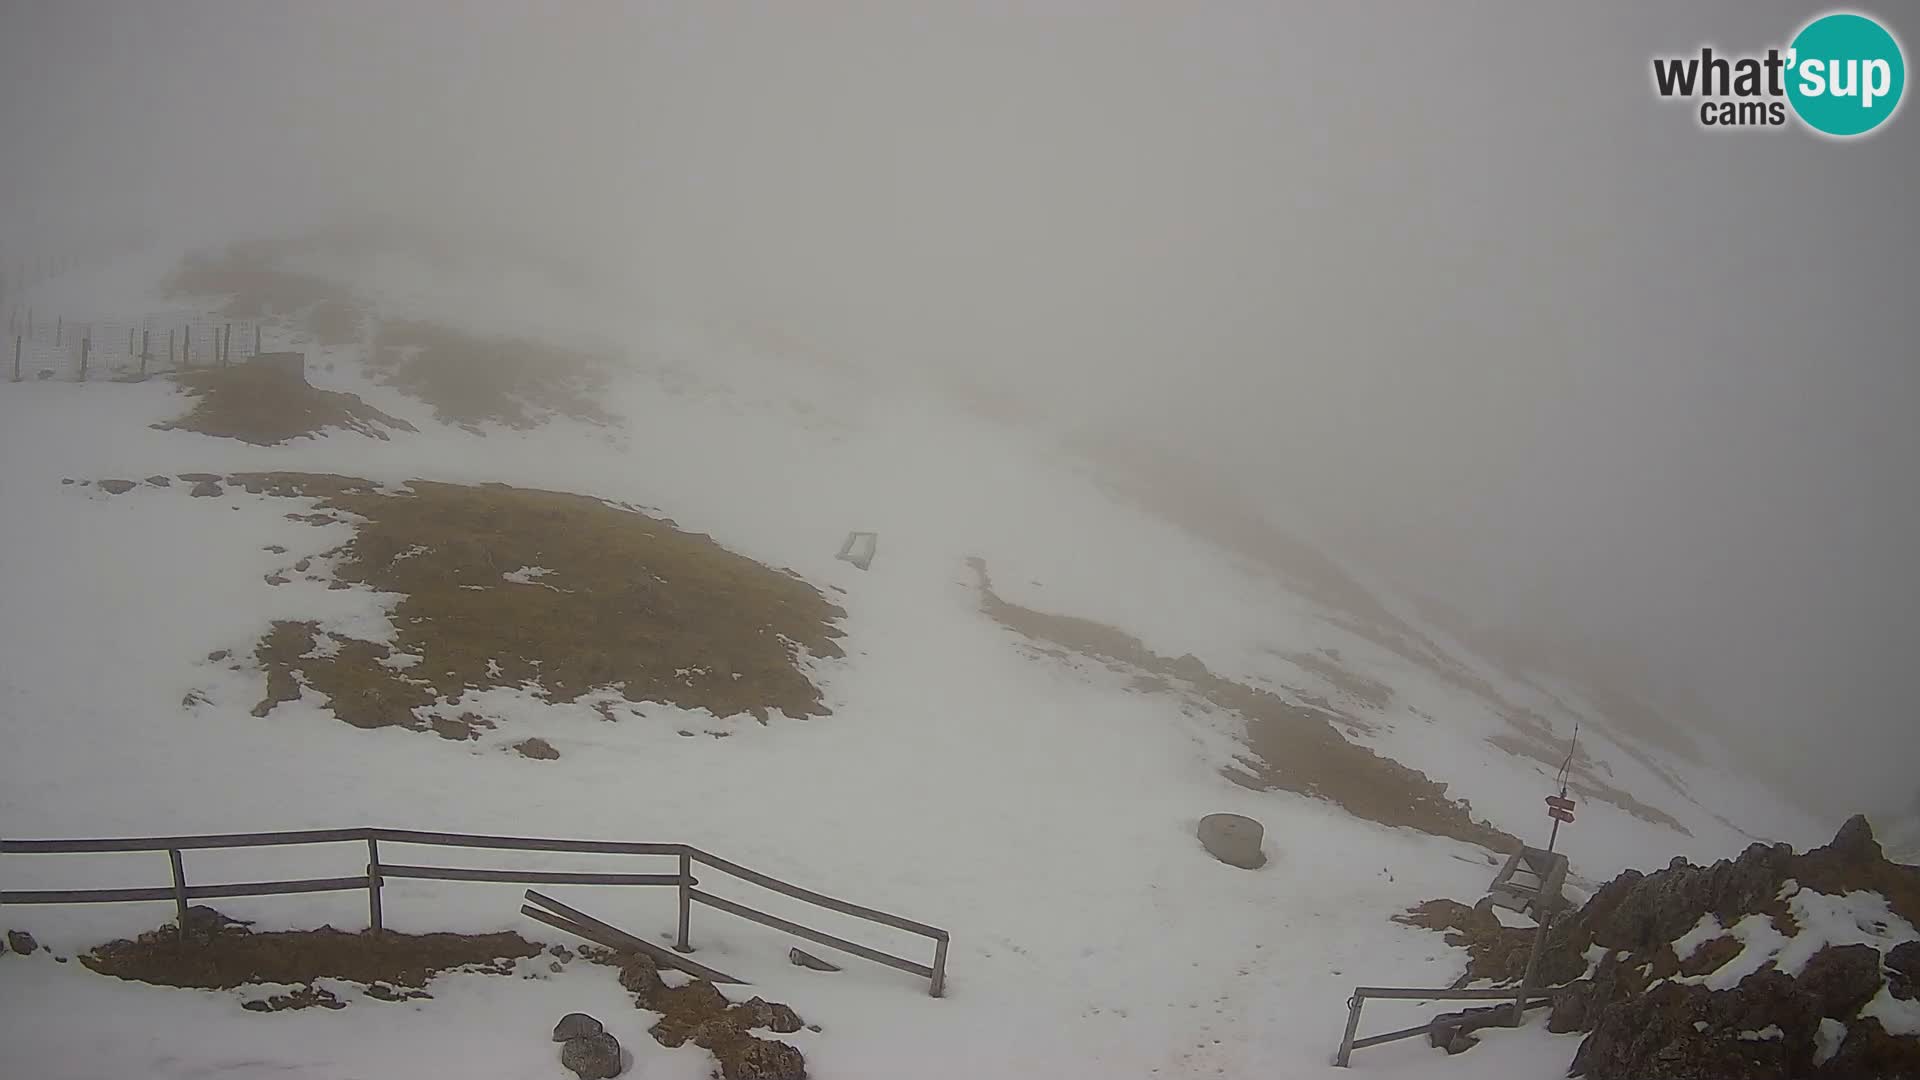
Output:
[[2, 1, 1915, 820]]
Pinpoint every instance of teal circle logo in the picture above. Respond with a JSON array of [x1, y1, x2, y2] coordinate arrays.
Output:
[[1787, 12, 1906, 137]]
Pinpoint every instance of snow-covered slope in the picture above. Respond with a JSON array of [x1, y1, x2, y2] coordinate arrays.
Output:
[[0, 246, 1828, 1079]]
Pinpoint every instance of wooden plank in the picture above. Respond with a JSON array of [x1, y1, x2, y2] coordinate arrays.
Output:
[[688, 849, 948, 941], [3, 885, 180, 905], [379, 864, 686, 887], [187, 876, 371, 900], [371, 829, 683, 857], [688, 888, 933, 980], [521, 891, 744, 984], [1, 828, 371, 854]]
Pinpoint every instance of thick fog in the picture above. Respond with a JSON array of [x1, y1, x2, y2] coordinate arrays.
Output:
[[2, 2, 1914, 821]]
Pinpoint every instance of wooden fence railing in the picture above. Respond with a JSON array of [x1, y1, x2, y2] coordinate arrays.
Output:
[[0, 826, 949, 997]]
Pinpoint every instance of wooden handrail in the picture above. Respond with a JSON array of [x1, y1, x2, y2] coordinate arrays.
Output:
[[0, 826, 952, 996]]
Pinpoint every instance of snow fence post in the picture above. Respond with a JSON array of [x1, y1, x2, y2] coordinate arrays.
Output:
[[675, 849, 693, 952], [77, 335, 88, 381], [1334, 990, 1363, 1067], [366, 836, 384, 934], [12, 334, 19, 382], [930, 935, 949, 998], [168, 849, 189, 944]]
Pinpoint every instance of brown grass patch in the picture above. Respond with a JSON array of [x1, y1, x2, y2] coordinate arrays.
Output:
[[164, 245, 368, 347], [227, 474, 843, 736], [82, 908, 540, 1004], [1488, 719, 1689, 834], [968, 558, 1518, 852], [1277, 649, 1395, 710], [154, 364, 415, 446], [370, 319, 615, 432]]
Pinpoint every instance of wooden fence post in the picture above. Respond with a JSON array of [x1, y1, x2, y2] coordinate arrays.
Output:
[[168, 328, 175, 368], [11, 335, 19, 382], [169, 848, 189, 944], [129, 327, 135, 356], [366, 836, 384, 934], [78, 336, 89, 381], [221, 323, 231, 366], [254, 323, 262, 357], [55, 316, 61, 347], [141, 329, 150, 376], [676, 849, 693, 952], [183, 325, 190, 368], [930, 936, 949, 997]]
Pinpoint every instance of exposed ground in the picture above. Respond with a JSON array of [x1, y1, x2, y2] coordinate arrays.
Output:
[[581, 945, 810, 1080], [206, 473, 844, 736], [371, 319, 615, 431], [968, 557, 1519, 853], [167, 243, 616, 430], [154, 363, 416, 445], [164, 244, 367, 347], [1490, 707, 1689, 833], [82, 907, 541, 1009]]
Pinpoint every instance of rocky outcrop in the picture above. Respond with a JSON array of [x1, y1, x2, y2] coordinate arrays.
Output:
[[1401, 815, 1920, 1080]]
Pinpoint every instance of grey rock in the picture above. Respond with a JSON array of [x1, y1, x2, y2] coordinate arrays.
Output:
[[1800, 944, 1883, 1019], [553, 1012, 603, 1042], [1197, 812, 1266, 869], [98, 479, 137, 494], [189, 480, 222, 497], [6, 930, 37, 955], [560, 1031, 623, 1079], [1887, 939, 1919, 1001]]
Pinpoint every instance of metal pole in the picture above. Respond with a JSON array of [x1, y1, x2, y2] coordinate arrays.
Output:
[[366, 837, 384, 934], [78, 336, 89, 381], [11, 335, 19, 382], [930, 936, 949, 998], [675, 849, 693, 952], [1513, 902, 1553, 1027], [169, 848, 189, 944], [1335, 991, 1364, 1067]]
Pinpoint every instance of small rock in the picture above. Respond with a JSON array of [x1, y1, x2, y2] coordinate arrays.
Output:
[[98, 479, 137, 494], [789, 948, 841, 972], [7, 930, 37, 955], [146, 475, 172, 487], [514, 737, 561, 760], [263, 574, 289, 586], [550, 945, 575, 963], [550, 961, 564, 973], [242, 999, 271, 1012], [189, 480, 222, 497], [207, 649, 231, 662], [293, 558, 311, 572], [559, 1031, 623, 1079], [60, 478, 75, 485], [553, 1012, 605, 1042]]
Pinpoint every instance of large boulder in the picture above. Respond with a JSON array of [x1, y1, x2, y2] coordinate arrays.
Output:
[[560, 1031, 623, 1079], [1798, 944, 1884, 1019], [553, 1013, 604, 1042], [1196, 813, 1266, 869]]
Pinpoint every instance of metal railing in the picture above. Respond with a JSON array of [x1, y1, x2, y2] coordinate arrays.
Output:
[[0, 826, 950, 996], [1333, 984, 1565, 1066]]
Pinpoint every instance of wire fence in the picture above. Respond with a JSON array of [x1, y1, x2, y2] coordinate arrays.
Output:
[[6, 311, 262, 382]]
